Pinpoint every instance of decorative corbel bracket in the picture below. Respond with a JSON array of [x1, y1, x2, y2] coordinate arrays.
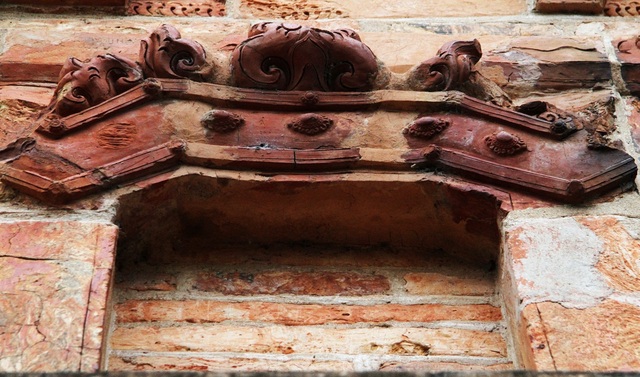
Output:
[[0, 24, 636, 204]]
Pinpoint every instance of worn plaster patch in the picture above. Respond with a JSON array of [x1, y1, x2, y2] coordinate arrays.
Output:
[[506, 217, 612, 308]]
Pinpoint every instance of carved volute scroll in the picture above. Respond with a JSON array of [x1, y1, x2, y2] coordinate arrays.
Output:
[[515, 101, 581, 136], [46, 54, 143, 117], [406, 40, 482, 92], [140, 24, 208, 80], [231, 23, 379, 91]]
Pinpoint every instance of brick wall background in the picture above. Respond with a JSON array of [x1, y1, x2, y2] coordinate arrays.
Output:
[[1, 0, 640, 373]]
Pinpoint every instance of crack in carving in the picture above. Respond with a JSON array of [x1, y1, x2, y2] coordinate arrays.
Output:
[[231, 22, 379, 92]]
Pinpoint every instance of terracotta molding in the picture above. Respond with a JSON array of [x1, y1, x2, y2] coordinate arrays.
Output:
[[535, 0, 605, 14], [126, 0, 225, 16], [604, 0, 640, 15], [1, 24, 637, 204]]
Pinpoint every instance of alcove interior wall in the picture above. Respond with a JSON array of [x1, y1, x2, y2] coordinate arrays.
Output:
[[106, 172, 513, 371]]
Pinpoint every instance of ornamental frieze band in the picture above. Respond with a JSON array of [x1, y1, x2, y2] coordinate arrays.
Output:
[[0, 23, 636, 203]]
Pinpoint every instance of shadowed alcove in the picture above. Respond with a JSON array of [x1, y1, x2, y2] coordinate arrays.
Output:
[[106, 171, 512, 371]]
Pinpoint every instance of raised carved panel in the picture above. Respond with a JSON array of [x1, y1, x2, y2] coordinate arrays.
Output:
[[241, 0, 345, 20], [1, 23, 636, 204]]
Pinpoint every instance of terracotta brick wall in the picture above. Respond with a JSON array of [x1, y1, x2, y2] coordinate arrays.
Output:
[[109, 245, 508, 371]]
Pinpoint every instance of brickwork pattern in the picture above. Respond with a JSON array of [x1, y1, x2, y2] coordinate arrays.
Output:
[[109, 245, 509, 371]]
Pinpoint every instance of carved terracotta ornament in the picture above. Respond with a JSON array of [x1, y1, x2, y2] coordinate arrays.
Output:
[[47, 54, 143, 118], [231, 23, 379, 92], [403, 117, 450, 139], [485, 131, 527, 156], [287, 114, 334, 135], [127, 1, 226, 16], [407, 40, 482, 92], [140, 24, 207, 80], [0, 24, 637, 204], [604, 0, 640, 15], [201, 110, 245, 133]]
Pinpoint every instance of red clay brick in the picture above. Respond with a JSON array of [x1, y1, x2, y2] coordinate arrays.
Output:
[[109, 355, 354, 371], [194, 271, 390, 296], [110, 325, 508, 357], [116, 301, 502, 324], [404, 272, 495, 296]]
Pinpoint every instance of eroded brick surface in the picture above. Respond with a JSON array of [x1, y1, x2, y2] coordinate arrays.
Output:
[[0, 221, 117, 372], [116, 301, 502, 325], [194, 271, 390, 296], [524, 300, 640, 370]]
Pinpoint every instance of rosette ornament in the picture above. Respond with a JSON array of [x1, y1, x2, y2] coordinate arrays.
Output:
[[139, 24, 207, 81]]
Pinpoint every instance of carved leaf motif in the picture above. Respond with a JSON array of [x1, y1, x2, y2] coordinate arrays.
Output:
[[231, 23, 379, 91], [408, 40, 482, 92], [47, 54, 143, 117], [140, 24, 207, 81]]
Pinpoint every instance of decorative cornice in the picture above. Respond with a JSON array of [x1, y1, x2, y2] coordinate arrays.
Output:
[[0, 24, 636, 204], [126, 1, 225, 16], [604, 0, 640, 15]]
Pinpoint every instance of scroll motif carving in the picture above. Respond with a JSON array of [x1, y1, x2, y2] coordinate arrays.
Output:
[[287, 113, 334, 135], [46, 54, 143, 117], [201, 110, 245, 133], [604, 0, 640, 15], [485, 131, 527, 156], [407, 40, 482, 92], [231, 23, 379, 92], [403, 117, 450, 139], [140, 24, 207, 81], [127, 1, 225, 16]]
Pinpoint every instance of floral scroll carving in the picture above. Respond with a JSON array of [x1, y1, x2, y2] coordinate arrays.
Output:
[[46, 54, 143, 118], [140, 24, 208, 81], [231, 23, 379, 92], [406, 40, 482, 92]]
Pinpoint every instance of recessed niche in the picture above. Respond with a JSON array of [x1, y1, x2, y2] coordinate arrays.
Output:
[[107, 171, 511, 371]]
